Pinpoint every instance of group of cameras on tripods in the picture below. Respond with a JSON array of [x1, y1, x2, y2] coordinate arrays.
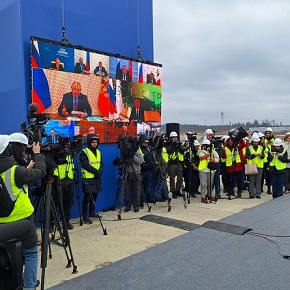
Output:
[[114, 130, 215, 215]]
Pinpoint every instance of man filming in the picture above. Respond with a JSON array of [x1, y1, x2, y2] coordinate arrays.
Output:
[[166, 131, 184, 199], [0, 133, 46, 290], [80, 134, 103, 224], [52, 143, 75, 230]]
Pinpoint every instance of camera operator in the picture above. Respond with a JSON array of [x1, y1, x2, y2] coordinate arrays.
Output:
[[152, 131, 169, 202], [166, 131, 184, 199], [205, 129, 222, 199], [198, 139, 219, 203], [267, 138, 287, 199], [139, 134, 155, 204], [183, 136, 200, 198], [262, 128, 274, 195], [123, 136, 144, 213], [80, 134, 103, 224], [221, 133, 247, 199], [52, 143, 74, 230], [0, 133, 46, 290]]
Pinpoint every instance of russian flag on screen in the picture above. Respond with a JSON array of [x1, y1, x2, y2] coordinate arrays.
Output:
[[129, 60, 133, 81], [108, 79, 116, 114], [116, 58, 120, 77], [85, 51, 90, 71], [31, 40, 41, 68], [138, 63, 143, 83], [32, 69, 51, 112]]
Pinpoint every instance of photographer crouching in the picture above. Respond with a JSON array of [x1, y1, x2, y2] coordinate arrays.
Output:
[[0, 133, 46, 290], [166, 131, 184, 199]]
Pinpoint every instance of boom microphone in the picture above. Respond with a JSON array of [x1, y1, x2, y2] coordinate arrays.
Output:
[[28, 103, 39, 113]]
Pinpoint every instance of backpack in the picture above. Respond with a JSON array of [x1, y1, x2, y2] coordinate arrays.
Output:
[[0, 175, 15, 217]]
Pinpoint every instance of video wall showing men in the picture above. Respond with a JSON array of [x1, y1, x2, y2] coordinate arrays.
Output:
[[31, 37, 162, 142]]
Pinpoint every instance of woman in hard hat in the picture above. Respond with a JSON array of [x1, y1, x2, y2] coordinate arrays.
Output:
[[282, 133, 290, 194], [246, 134, 265, 199], [267, 138, 287, 198]]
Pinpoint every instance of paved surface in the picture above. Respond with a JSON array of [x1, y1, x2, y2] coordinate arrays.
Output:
[[39, 190, 273, 289]]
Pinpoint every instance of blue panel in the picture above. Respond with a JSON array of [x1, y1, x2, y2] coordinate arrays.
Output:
[[0, 0, 27, 133], [0, 0, 154, 214]]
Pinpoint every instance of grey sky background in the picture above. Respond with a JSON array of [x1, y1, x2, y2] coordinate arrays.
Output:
[[153, 0, 290, 126]]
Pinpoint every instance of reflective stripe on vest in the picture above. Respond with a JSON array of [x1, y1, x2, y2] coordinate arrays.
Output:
[[269, 149, 287, 171], [1, 168, 18, 201], [247, 145, 264, 168], [154, 147, 168, 164], [54, 155, 74, 179], [169, 151, 184, 162], [225, 147, 241, 167], [0, 165, 33, 223], [82, 148, 101, 178]]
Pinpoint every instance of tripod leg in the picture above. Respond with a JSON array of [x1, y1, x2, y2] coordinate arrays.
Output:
[[141, 173, 152, 212], [40, 180, 53, 290], [81, 171, 107, 235], [117, 178, 126, 220]]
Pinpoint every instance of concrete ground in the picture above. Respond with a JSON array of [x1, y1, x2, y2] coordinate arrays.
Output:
[[38, 189, 273, 289]]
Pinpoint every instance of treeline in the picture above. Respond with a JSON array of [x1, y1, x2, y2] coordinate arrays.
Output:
[[161, 119, 288, 134]]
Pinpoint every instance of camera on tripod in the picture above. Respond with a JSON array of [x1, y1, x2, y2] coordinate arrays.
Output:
[[21, 103, 50, 144], [113, 135, 140, 166]]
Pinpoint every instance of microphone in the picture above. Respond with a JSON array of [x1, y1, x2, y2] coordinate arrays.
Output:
[[28, 103, 39, 113]]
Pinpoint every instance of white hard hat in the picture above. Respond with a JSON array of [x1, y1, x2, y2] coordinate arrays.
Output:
[[265, 127, 272, 133], [222, 135, 230, 142], [273, 138, 282, 146], [9, 133, 29, 145], [251, 135, 260, 142], [193, 140, 199, 146], [202, 139, 211, 145], [0, 135, 10, 154], [169, 131, 178, 138], [257, 132, 265, 138], [244, 137, 249, 141], [205, 129, 213, 135]]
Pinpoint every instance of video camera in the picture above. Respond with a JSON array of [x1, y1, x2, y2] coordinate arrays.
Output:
[[113, 135, 139, 166], [152, 131, 168, 150], [228, 127, 248, 144], [186, 132, 197, 144]]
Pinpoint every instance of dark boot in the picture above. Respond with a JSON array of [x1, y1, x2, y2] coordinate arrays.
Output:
[[172, 191, 177, 199], [83, 211, 92, 224], [237, 189, 242, 198]]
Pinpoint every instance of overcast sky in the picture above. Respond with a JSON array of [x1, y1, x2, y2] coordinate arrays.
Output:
[[153, 0, 290, 126]]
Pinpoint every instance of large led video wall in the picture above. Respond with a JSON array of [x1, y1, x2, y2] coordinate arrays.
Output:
[[31, 37, 162, 143]]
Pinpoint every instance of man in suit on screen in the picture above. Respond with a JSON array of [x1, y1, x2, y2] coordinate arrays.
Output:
[[58, 81, 92, 118], [74, 57, 89, 74], [116, 65, 131, 98], [45, 128, 60, 143], [94, 61, 108, 77], [129, 98, 145, 123]]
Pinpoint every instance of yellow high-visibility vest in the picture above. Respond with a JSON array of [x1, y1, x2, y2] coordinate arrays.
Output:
[[82, 148, 101, 178]]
